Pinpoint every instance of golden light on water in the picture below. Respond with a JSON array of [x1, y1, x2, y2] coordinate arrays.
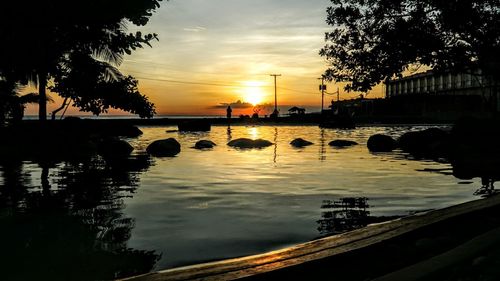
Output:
[[243, 81, 267, 106], [248, 127, 260, 139]]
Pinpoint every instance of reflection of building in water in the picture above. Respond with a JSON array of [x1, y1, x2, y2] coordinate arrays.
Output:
[[317, 197, 370, 235]]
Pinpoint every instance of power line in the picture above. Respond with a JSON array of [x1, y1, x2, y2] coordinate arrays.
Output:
[[135, 75, 324, 96], [318, 76, 325, 111], [134, 76, 267, 88], [277, 87, 314, 94]]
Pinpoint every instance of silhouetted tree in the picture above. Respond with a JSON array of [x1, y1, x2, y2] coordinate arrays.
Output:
[[0, 0, 162, 120], [320, 0, 500, 92], [0, 78, 44, 124], [51, 53, 155, 118]]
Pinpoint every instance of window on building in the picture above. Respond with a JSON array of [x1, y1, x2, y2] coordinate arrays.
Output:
[[465, 73, 472, 87], [436, 75, 442, 90]]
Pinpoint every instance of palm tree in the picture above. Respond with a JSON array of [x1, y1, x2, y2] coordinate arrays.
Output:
[[0, 78, 47, 124], [0, 0, 162, 121]]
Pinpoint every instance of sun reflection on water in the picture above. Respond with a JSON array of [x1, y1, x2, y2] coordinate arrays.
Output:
[[248, 127, 260, 139]]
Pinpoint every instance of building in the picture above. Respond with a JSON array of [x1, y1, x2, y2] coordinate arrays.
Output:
[[385, 69, 499, 112]]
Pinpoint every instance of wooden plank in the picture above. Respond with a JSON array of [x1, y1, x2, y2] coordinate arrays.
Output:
[[120, 195, 500, 281]]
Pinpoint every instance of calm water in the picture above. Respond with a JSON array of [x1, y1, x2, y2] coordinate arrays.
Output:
[[0, 125, 482, 280]]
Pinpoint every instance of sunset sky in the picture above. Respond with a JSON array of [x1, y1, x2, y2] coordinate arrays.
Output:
[[26, 0, 384, 117]]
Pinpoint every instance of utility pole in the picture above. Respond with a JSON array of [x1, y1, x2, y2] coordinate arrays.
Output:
[[318, 77, 326, 113], [270, 74, 281, 117]]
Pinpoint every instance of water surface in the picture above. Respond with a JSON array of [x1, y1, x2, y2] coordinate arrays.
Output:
[[125, 125, 476, 269], [0, 125, 481, 280]]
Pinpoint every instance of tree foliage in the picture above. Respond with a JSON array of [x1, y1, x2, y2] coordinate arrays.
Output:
[[0, 0, 162, 119], [320, 0, 500, 92], [51, 54, 155, 118], [0, 79, 44, 123]]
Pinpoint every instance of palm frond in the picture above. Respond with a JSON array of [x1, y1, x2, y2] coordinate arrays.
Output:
[[92, 45, 124, 66], [18, 93, 40, 104], [18, 93, 54, 104], [98, 61, 124, 82]]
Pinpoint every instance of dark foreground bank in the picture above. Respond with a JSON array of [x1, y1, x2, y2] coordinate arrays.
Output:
[[121, 194, 500, 281]]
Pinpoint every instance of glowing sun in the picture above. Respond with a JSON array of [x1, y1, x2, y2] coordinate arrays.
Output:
[[243, 81, 266, 106]]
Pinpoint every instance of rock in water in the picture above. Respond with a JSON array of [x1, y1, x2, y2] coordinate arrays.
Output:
[[98, 137, 134, 158], [147, 138, 181, 157], [398, 128, 449, 157], [290, 138, 314, 147], [252, 139, 273, 148], [195, 140, 216, 149], [227, 138, 273, 149], [122, 126, 143, 138], [367, 134, 397, 152], [329, 139, 358, 147]]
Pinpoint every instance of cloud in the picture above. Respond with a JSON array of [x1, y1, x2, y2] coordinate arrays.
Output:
[[183, 26, 207, 32], [210, 100, 253, 109]]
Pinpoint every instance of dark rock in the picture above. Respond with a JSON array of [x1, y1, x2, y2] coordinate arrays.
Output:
[[121, 126, 143, 138], [195, 140, 216, 149], [367, 134, 397, 152], [290, 138, 313, 147], [398, 128, 449, 157], [329, 139, 358, 147], [98, 137, 134, 158], [178, 120, 211, 132], [147, 138, 181, 157], [227, 138, 273, 149]]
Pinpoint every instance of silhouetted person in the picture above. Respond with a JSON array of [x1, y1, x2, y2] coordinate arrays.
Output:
[[226, 105, 232, 125]]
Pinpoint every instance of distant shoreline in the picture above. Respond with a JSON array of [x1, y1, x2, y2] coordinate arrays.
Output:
[[20, 113, 483, 126], [19, 116, 453, 127]]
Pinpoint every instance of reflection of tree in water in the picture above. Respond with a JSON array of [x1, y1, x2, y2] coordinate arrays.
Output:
[[0, 154, 160, 281], [317, 197, 370, 236], [0, 160, 33, 211], [317, 197, 400, 237]]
